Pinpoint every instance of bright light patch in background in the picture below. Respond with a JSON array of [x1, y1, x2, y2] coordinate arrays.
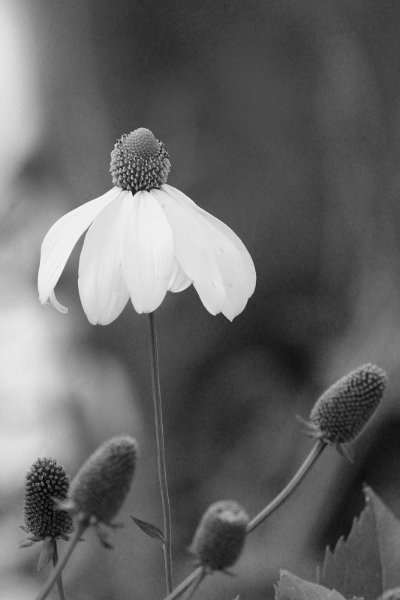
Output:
[[0, 1, 42, 190]]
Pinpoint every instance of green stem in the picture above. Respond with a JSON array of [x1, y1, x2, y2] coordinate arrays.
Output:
[[35, 523, 86, 600], [162, 440, 326, 600], [52, 541, 66, 600], [247, 439, 326, 532], [182, 568, 206, 600], [147, 312, 173, 593]]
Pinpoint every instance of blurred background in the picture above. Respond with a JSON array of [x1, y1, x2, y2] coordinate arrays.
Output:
[[1, 0, 400, 598]]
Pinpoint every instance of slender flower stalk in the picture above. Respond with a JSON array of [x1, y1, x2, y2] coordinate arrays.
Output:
[[148, 312, 173, 593], [52, 541, 66, 600], [247, 440, 325, 532], [34, 521, 86, 600]]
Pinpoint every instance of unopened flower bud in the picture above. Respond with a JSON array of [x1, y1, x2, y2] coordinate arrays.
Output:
[[23, 457, 72, 540], [190, 500, 249, 572], [67, 436, 137, 526], [110, 127, 171, 192], [308, 364, 387, 445]]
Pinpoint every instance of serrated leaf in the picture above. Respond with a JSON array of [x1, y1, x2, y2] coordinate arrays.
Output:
[[275, 570, 348, 600], [130, 516, 165, 543], [320, 486, 400, 600]]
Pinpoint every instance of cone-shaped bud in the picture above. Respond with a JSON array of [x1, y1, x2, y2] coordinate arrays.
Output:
[[68, 436, 137, 525], [110, 127, 171, 192], [190, 500, 249, 572], [309, 364, 387, 445], [24, 458, 73, 539]]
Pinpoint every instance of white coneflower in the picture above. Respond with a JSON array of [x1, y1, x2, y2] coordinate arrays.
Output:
[[38, 128, 256, 324]]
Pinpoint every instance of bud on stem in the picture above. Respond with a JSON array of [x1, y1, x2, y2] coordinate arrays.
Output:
[[307, 364, 387, 447], [190, 500, 249, 572]]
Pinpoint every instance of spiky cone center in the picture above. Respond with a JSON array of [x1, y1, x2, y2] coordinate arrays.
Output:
[[110, 127, 171, 192], [190, 500, 249, 572], [68, 436, 137, 525], [24, 458, 73, 539], [309, 364, 387, 444]]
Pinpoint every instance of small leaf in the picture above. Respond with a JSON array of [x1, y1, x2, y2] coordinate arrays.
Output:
[[320, 486, 400, 600], [275, 570, 348, 600], [18, 538, 36, 549], [37, 539, 55, 571], [130, 516, 165, 543]]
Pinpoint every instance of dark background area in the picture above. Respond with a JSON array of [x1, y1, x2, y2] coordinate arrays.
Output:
[[1, 1, 400, 598]]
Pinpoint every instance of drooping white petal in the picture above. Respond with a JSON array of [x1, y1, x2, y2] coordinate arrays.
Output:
[[49, 291, 68, 314], [152, 188, 227, 315], [168, 260, 192, 293], [78, 191, 130, 325], [194, 212, 256, 319], [122, 190, 174, 313], [38, 187, 120, 312], [196, 210, 256, 295], [161, 184, 256, 319]]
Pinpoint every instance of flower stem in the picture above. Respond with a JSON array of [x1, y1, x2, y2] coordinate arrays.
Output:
[[147, 312, 173, 593], [34, 523, 86, 600], [162, 439, 326, 600], [52, 541, 66, 600], [247, 439, 326, 532]]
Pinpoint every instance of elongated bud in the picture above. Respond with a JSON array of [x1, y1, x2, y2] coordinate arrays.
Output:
[[67, 436, 137, 526], [308, 364, 387, 445], [23, 457, 73, 540], [190, 500, 249, 572]]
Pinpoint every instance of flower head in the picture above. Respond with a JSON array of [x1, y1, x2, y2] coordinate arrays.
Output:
[[20, 457, 73, 569], [306, 364, 387, 447], [22, 457, 73, 541], [58, 436, 137, 548], [190, 500, 249, 572], [38, 127, 256, 324]]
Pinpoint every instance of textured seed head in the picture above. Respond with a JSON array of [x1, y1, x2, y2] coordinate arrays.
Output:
[[69, 436, 137, 525], [110, 128, 171, 192], [190, 500, 249, 572], [309, 364, 387, 444], [24, 458, 73, 539]]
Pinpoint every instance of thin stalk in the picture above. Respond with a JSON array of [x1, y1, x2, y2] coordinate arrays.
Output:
[[182, 568, 206, 600], [162, 439, 326, 600], [52, 541, 66, 600], [247, 439, 326, 531], [147, 312, 173, 593], [35, 523, 86, 600]]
